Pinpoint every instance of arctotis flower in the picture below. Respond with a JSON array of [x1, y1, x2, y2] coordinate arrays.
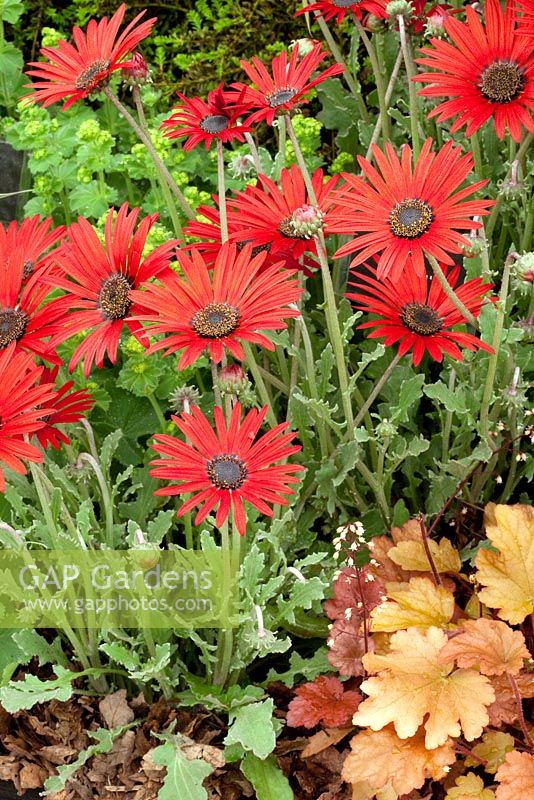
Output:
[[132, 242, 302, 368], [25, 3, 156, 109], [48, 204, 179, 377], [0, 345, 57, 492], [0, 216, 65, 280], [330, 138, 493, 281], [346, 263, 494, 365], [227, 164, 340, 263], [0, 245, 62, 364], [415, 0, 534, 141], [150, 403, 304, 535], [295, 0, 387, 26], [34, 367, 94, 451], [161, 84, 253, 151], [232, 43, 344, 125]]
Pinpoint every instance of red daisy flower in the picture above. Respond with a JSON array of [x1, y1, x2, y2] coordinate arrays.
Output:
[[295, 0, 387, 26], [34, 367, 94, 451], [132, 242, 302, 369], [231, 43, 344, 125], [330, 138, 493, 281], [185, 194, 317, 273], [516, 0, 534, 38], [0, 245, 63, 364], [48, 203, 179, 378], [25, 3, 156, 110], [227, 164, 340, 262], [0, 345, 57, 492], [150, 402, 304, 535], [346, 263, 494, 366], [415, 0, 534, 141], [1, 216, 65, 280], [161, 84, 254, 151]]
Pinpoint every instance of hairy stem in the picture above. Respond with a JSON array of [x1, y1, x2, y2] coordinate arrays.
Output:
[[426, 254, 479, 330]]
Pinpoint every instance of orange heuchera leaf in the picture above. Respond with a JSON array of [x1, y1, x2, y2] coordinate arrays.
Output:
[[465, 731, 515, 774], [301, 726, 353, 757], [286, 675, 361, 729], [370, 576, 455, 632], [353, 627, 495, 749], [389, 537, 461, 574], [439, 618, 529, 676], [486, 672, 534, 727], [475, 503, 534, 624], [495, 750, 534, 800], [444, 772, 495, 799], [342, 726, 456, 795]]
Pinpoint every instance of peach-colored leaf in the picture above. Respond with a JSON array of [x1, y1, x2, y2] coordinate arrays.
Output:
[[342, 727, 456, 795], [353, 627, 495, 749], [475, 503, 534, 624], [444, 772, 495, 799], [439, 618, 529, 676], [495, 750, 534, 800], [465, 732, 515, 774], [301, 726, 353, 757], [389, 538, 461, 574], [370, 577, 454, 632], [487, 672, 534, 727]]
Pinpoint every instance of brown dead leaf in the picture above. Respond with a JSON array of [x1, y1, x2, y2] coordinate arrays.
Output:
[[19, 762, 49, 789], [301, 727, 353, 757], [99, 689, 135, 729], [182, 742, 225, 769]]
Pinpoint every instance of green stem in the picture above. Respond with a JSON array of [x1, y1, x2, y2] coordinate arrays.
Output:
[[147, 391, 166, 431], [244, 131, 262, 173], [217, 139, 229, 243], [365, 49, 403, 160], [299, 312, 330, 459], [397, 15, 420, 158], [77, 453, 114, 547], [427, 254, 479, 330], [284, 116, 355, 432], [242, 343, 278, 426], [213, 519, 234, 686], [470, 131, 483, 178], [104, 86, 194, 220], [274, 117, 286, 180], [313, 11, 370, 123], [353, 353, 401, 429], [442, 368, 456, 464], [355, 20, 391, 141], [479, 252, 513, 444], [211, 359, 222, 407]]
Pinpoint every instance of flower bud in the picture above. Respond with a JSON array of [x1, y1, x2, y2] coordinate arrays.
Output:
[[170, 385, 200, 413], [290, 204, 324, 238], [121, 52, 150, 85], [386, 0, 413, 19], [514, 252, 534, 283]]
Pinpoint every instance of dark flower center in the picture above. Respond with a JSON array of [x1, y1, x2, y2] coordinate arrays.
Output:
[[200, 114, 230, 134], [237, 240, 272, 257], [278, 216, 309, 239], [480, 61, 525, 104], [191, 302, 240, 339], [0, 308, 28, 348], [333, 0, 357, 6], [267, 87, 298, 108], [98, 274, 132, 320], [23, 260, 34, 279], [75, 59, 112, 91], [389, 199, 433, 239], [400, 302, 443, 336], [206, 454, 248, 489]]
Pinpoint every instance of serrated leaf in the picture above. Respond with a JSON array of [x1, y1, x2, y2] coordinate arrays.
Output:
[[225, 699, 276, 759], [0, 665, 75, 712], [151, 738, 214, 800], [100, 641, 142, 672], [12, 630, 68, 668], [424, 382, 467, 414], [241, 753, 294, 800]]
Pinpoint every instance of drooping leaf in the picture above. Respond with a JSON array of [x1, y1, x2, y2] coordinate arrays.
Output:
[[224, 699, 276, 759], [475, 503, 534, 624], [353, 627, 495, 748], [439, 619, 529, 676], [342, 727, 456, 796], [286, 676, 361, 729], [370, 577, 455, 632], [495, 751, 534, 800]]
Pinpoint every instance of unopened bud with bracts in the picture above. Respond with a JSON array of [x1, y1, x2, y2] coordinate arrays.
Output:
[[121, 52, 150, 85], [290, 38, 319, 59], [514, 252, 534, 283], [386, 0, 413, 19], [290, 204, 324, 239], [170, 385, 200, 414], [216, 365, 256, 406]]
